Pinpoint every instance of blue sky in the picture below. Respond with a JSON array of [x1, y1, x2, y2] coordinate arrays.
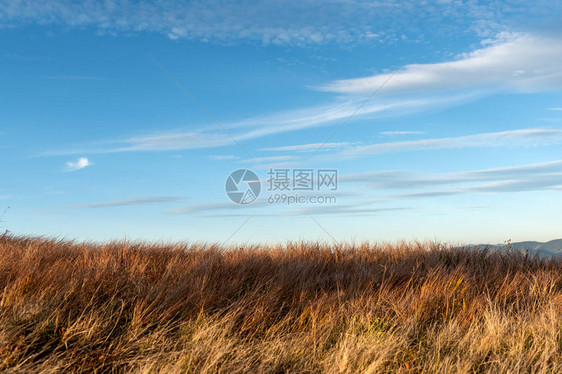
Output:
[[2, 0, 562, 244]]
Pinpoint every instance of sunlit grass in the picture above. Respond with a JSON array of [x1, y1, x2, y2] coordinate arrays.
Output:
[[0, 235, 560, 373]]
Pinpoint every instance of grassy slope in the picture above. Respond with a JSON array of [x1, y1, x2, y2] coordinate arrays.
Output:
[[0, 234, 561, 373]]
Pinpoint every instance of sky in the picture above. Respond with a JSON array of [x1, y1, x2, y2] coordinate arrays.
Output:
[[2, 0, 562, 245]]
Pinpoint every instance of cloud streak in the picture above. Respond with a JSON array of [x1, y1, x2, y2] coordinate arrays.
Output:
[[343, 159, 562, 198], [318, 33, 562, 95], [238, 155, 297, 164], [163, 159, 562, 218], [46, 94, 472, 156], [260, 142, 356, 152], [328, 128, 562, 160], [58, 196, 185, 209], [379, 131, 425, 136], [41, 32, 562, 159], [167, 199, 409, 218]]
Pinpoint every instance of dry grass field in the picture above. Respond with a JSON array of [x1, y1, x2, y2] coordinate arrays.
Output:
[[0, 234, 560, 373]]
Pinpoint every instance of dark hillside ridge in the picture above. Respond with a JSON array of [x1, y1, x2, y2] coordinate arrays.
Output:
[[474, 239, 562, 257]]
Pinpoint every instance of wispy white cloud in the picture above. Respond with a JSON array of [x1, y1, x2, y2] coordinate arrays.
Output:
[[46, 94, 471, 155], [208, 155, 240, 161], [166, 200, 268, 215], [379, 131, 425, 136], [548, 108, 562, 111], [318, 33, 562, 94], [58, 196, 185, 209], [64, 157, 92, 172], [166, 197, 403, 218], [3, 0, 552, 45], [165, 159, 562, 217], [238, 155, 297, 164], [41, 32, 562, 158], [327, 128, 562, 160], [288, 205, 412, 216], [260, 142, 356, 152], [343, 159, 562, 198]]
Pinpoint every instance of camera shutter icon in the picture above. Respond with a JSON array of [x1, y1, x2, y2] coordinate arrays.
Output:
[[225, 169, 261, 204]]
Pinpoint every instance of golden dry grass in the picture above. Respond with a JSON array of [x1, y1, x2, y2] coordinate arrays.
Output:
[[0, 234, 560, 373]]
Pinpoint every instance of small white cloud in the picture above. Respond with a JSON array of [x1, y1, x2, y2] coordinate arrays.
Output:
[[64, 157, 93, 172]]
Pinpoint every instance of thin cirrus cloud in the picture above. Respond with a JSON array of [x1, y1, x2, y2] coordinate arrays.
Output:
[[167, 202, 396, 218], [342, 159, 562, 198], [379, 131, 425, 136], [260, 142, 356, 152], [118, 97, 449, 151], [166, 200, 269, 215], [43, 31, 562, 157], [167, 160, 562, 217], [46, 94, 472, 156], [64, 157, 92, 172], [324, 128, 562, 160], [58, 196, 186, 209], [238, 155, 297, 164], [164, 159, 562, 216], [204, 204, 413, 218], [208, 155, 240, 161], [166, 190, 356, 215], [258, 135, 421, 155], [391, 175, 562, 199], [288, 205, 412, 216]]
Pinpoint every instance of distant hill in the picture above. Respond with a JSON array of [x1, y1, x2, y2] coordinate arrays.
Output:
[[474, 239, 562, 257]]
